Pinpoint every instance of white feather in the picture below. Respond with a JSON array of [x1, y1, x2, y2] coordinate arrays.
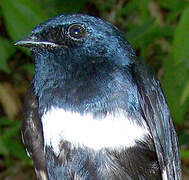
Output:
[[162, 168, 168, 180], [42, 107, 149, 155]]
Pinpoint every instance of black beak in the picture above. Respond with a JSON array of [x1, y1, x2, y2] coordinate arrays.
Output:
[[14, 36, 59, 48]]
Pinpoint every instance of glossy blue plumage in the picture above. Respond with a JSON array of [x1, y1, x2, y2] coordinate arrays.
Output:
[[16, 14, 181, 180]]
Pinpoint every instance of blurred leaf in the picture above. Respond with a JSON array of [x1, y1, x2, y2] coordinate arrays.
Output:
[[54, 0, 86, 14], [179, 131, 189, 146], [2, 122, 21, 141], [0, 8, 2, 16], [22, 63, 34, 75], [160, 25, 175, 37], [173, 6, 189, 66], [0, 117, 17, 126], [37, 0, 57, 16], [159, 0, 187, 10], [163, 57, 189, 125], [138, 0, 149, 22], [0, 83, 22, 119], [117, 1, 137, 17], [38, 0, 86, 15], [180, 79, 189, 104], [166, 10, 181, 24], [126, 21, 174, 50], [0, 37, 16, 73], [0, 0, 47, 41], [7, 140, 28, 160], [0, 138, 9, 155], [126, 18, 157, 48], [180, 150, 189, 159], [0, 117, 27, 161], [162, 6, 189, 125]]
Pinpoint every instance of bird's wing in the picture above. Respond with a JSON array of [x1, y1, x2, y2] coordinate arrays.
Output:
[[21, 84, 48, 180], [133, 61, 182, 180]]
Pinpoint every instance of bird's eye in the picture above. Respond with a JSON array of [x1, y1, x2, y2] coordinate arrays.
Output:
[[68, 24, 86, 40]]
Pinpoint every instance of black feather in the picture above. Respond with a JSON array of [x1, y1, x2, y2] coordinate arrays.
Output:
[[16, 14, 181, 180]]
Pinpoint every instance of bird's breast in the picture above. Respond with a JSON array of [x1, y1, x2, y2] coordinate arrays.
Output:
[[42, 106, 150, 156]]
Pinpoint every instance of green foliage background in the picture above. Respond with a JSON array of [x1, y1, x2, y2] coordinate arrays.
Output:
[[0, 0, 189, 179]]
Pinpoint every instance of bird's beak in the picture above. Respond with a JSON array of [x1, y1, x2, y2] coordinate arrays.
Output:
[[14, 36, 59, 48]]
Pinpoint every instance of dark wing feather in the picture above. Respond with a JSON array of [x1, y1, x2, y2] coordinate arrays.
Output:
[[21, 84, 48, 180], [133, 61, 182, 180]]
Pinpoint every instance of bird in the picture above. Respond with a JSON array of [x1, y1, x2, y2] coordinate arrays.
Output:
[[15, 14, 181, 180]]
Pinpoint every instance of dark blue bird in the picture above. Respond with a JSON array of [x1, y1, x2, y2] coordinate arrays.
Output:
[[15, 14, 181, 180]]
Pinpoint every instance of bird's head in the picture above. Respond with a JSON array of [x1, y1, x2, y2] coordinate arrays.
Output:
[[15, 14, 137, 102], [15, 14, 135, 67]]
